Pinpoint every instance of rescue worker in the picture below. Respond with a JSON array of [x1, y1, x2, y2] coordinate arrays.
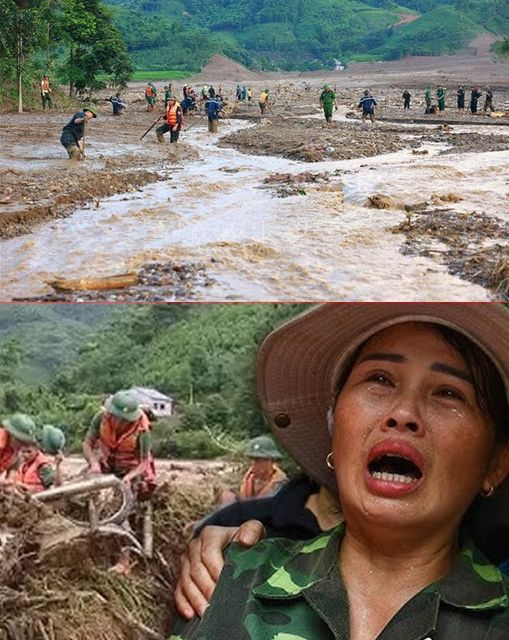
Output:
[[156, 95, 183, 144], [402, 89, 411, 109], [358, 89, 377, 122], [258, 88, 270, 115], [424, 85, 432, 113], [108, 93, 126, 116], [39, 424, 66, 488], [470, 86, 482, 114], [0, 414, 37, 479], [40, 75, 51, 109], [14, 431, 61, 493], [319, 84, 337, 123], [241, 85, 247, 101], [437, 86, 446, 112], [83, 390, 155, 491], [83, 390, 156, 574], [145, 82, 157, 111], [205, 95, 223, 133], [236, 85, 242, 101], [181, 93, 196, 114], [483, 86, 494, 113], [164, 85, 171, 109], [457, 86, 465, 110], [59, 107, 96, 160], [247, 87, 252, 103], [208, 85, 216, 98], [239, 435, 287, 500]]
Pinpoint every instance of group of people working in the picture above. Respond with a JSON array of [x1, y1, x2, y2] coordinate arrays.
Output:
[[423, 85, 495, 114]]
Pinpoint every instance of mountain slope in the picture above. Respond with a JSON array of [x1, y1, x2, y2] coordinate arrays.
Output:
[[106, 0, 509, 71]]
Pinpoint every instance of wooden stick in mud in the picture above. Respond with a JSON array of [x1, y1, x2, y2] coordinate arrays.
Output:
[[184, 110, 207, 132], [81, 118, 86, 158], [140, 114, 164, 140]]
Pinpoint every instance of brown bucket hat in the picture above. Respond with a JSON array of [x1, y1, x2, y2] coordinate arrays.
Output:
[[257, 302, 509, 562]]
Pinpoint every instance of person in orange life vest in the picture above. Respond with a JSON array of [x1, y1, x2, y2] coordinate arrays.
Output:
[[145, 82, 157, 110], [0, 414, 38, 481], [156, 96, 183, 144], [239, 435, 287, 499], [40, 75, 51, 109], [83, 390, 155, 493]]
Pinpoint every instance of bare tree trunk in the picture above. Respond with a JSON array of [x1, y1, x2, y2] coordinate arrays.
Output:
[[17, 33, 23, 113]]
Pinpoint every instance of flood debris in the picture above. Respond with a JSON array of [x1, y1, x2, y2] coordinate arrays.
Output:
[[263, 171, 331, 197], [0, 479, 221, 640], [393, 207, 509, 299], [365, 194, 394, 209], [15, 261, 215, 302]]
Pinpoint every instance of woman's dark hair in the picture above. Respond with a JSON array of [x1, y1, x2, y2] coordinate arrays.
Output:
[[334, 322, 509, 443]]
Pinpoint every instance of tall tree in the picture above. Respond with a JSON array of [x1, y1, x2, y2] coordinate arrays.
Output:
[[56, 0, 133, 95], [0, 0, 46, 112]]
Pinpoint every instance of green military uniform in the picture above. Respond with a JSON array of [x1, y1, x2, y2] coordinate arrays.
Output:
[[320, 86, 336, 123], [437, 86, 446, 112], [425, 86, 432, 112], [170, 523, 509, 639]]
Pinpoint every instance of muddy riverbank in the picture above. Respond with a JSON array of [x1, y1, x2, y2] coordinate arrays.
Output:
[[1, 71, 508, 302]]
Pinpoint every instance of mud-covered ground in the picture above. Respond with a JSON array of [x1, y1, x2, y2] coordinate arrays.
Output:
[[1, 57, 508, 301]]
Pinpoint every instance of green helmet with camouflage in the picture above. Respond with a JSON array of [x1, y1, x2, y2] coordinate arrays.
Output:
[[245, 435, 282, 459], [39, 425, 66, 455], [105, 390, 142, 422], [2, 414, 37, 444]]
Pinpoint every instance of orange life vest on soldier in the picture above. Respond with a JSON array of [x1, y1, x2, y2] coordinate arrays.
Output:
[[166, 102, 180, 127], [15, 450, 50, 493], [145, 85, 155, 97], [99, 411, 150, 473], [0, 427, 17, 473]]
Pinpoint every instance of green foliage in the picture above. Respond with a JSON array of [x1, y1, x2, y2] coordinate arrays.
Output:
[[56, 0, 134, 93], [104, 0, 507, 70], [0, 304, 307, 457], [499, 36, 509, 57], [372, 5, 481, 58]]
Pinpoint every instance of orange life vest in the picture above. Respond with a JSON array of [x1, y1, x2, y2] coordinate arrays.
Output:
[[145, 85, 155, 97], [166, 102, 181, 127], [98, 412, 151, 475], [240, 463, 287, 499], [15, 450, 50, 493], [0, 427, 17, 473]]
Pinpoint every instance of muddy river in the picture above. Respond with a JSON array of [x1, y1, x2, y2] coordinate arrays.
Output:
[[1, 110, 508, 301]]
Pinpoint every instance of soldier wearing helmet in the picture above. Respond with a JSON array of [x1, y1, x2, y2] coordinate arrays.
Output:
[[240, 435, 287, 499]]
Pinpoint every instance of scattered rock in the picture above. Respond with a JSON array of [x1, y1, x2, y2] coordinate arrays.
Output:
[[365, 194, 394, 209]]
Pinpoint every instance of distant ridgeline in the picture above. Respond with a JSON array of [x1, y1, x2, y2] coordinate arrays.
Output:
[[105, 0, 508, 71]]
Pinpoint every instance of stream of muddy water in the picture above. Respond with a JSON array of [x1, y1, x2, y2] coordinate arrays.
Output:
[[1, 115, 507, 301]]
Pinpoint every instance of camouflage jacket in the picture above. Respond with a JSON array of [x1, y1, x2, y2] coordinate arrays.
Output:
[[170, 523, 509, 640]]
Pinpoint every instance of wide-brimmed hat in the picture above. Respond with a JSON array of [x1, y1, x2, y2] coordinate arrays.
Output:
[[2, 414, 37, 444], [257, 303, 509, 561], [83, 107, 97, 118], [245, 435, 282, 460], [105, 390, 142, 422]]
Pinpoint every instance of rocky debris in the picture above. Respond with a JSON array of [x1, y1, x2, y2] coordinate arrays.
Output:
[[262, 171, 334, 197], [393, 208, 509, 299], [365, 194, 394, 209], [14, 261, 215, 302], [431, 192, 463, 204]]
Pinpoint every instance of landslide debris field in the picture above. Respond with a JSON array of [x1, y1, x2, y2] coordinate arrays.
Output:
[[0, 460, 240, 640], [1, 78, 508, 301]]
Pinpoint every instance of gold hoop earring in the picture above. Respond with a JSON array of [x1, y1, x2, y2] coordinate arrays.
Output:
[[481, 485, 495, 498], [325, 452, 334, 470]]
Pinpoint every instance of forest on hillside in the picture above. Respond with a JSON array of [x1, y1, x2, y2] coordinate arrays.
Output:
[[106, 0, 509, 71], [0, 304, 306, 458]]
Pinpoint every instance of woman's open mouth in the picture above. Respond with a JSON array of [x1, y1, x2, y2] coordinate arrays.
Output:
[[365, 441, 425, 497]]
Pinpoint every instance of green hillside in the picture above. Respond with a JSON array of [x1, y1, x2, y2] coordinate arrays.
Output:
[[105, 0, 508, 71], [0, 304, 306, 456]]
